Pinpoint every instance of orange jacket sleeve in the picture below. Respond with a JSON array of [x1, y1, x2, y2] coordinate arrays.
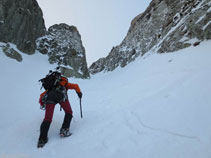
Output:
[[40, 91, 47, 98], [65, 83, 81, 93], [39, 91, 46, 105]]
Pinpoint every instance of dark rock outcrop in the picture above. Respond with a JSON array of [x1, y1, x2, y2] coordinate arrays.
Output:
[[1, 43, 22, 62], [89, 0, 211, 74], [0, 0, 46, 54], [36, 23, 90, 79]]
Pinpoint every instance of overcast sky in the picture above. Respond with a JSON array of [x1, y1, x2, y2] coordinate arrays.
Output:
[[36, 0, 151, 66]]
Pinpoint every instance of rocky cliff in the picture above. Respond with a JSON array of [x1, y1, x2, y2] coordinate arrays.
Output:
[[89, 0, 211, 74], [0, 0, 90, 79], [36, 23, 90, 78], [0, 0, 46, 54]]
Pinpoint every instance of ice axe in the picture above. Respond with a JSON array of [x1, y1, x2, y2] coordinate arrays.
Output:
[[80, 98, 83, 118]]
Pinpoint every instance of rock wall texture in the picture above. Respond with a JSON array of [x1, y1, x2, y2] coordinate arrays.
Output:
[[89, 0, 211, 74], [0, 0, 90, 78], [0, 0, 46, 54], [36, 23, 90, 78]]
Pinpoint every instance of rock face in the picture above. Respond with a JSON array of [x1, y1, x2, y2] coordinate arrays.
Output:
[[36, 23, 90, 79], [0, 0, 90, 79], [1, 43, 23, 62], [0, 0, 46, 54], [89, 0, 211, 74]]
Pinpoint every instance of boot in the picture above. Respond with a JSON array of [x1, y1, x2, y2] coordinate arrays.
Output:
[[37, 138, 48, 148], [38, 121, 51, 148], [59, 128, 72, 137], [60, 113, 72, 137]]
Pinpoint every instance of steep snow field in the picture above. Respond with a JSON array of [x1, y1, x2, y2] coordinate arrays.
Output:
[[0, 41, 211, 158]]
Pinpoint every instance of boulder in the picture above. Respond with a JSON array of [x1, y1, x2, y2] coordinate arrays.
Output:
[[1, 43, 22, 62]]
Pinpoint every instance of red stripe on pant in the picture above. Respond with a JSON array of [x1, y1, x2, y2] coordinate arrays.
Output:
[[44, 100, 73, 122]]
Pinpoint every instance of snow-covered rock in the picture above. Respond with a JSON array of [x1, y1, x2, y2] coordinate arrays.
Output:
[[89, 0, 211, 74], [36, 23, 90, 78], [1, 43, 22, 62], [0, 1, 89, 79]]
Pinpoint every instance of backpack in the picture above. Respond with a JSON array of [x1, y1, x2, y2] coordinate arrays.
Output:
[[39, 71, 62, 91]]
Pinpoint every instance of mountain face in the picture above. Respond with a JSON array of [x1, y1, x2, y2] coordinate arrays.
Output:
[[0, 0, 46, 54], [0, 0, 90, 78], [89, 0, 211, 74], [36, 24, 90, 78]]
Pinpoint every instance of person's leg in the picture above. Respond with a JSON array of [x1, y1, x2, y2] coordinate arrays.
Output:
[[59, 100, 73, 130], [39, 104, 56, 141]]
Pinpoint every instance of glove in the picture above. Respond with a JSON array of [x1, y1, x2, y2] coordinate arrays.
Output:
[[77, 92, 82, 99]]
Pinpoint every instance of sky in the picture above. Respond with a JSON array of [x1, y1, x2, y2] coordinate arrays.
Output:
[[36, 0, 151, 66]]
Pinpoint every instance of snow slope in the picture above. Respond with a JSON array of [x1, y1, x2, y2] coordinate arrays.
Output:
[[0, 41, 211, 158]]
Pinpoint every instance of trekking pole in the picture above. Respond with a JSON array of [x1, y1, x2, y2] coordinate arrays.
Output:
[[80, 98, 83, 119]]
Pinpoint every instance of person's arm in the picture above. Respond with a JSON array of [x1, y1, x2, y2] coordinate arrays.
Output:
[[39, 91, 46, 106], [66, 83, 82, 98], [66, 83, 81, 93]]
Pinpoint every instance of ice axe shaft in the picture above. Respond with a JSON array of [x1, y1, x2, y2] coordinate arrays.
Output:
[[80, 98, 83, 118]]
